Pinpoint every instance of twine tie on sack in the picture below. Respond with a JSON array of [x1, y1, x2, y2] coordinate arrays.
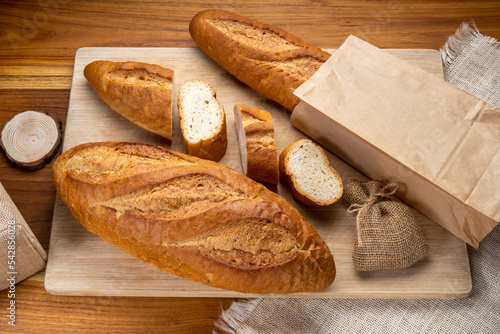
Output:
[[347, 182, 399, 246], [344, 179, 429, 271]]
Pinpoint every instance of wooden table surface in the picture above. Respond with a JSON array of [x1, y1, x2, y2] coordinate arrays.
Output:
[[1, 1, 499, 333]]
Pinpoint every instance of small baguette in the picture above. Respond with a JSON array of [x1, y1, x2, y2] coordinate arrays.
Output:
[[177, 80, 227, 161], [52, 142, 335, 294], [84, 60, 174, 140], [280, 139, 343, 207], [189, 9, 331, 112], [234, 104, 279, 184]]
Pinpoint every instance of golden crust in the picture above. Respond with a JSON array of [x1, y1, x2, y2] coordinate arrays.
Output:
[[52, 142, 335, 294], [84, 60, 174, 140], [183, 123, 228, 162], [189, 9, 331, 112], [235, 104, 279, 185]]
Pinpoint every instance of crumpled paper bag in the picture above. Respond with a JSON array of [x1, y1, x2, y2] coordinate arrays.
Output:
[[291, 35, 500, 248]]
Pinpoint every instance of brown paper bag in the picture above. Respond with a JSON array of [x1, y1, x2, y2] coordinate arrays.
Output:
[[291, 35, 500, 248], [1, 182, 47, 290]]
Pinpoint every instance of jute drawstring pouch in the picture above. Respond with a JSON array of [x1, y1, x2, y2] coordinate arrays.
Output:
[[0, 182, 47, 290], [344, 179, 429, 271]]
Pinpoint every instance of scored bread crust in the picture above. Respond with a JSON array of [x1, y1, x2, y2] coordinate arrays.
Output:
[[177, 79, 228, 162], [279, 139, 343, 207], [84, 60, 174, 140], [52, 142, 335, 294], [234, 104, 279, 184], [189, 9, 331, 112]]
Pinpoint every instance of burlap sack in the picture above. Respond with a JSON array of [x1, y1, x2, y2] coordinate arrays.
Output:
[[0, 182, 47, 290], [343, 179, 429, 271]]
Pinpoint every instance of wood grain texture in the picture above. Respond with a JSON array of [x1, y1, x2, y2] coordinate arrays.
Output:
[[0, 90, 68, 249], [0, 110, 63, 170], [44, 47, 471, 299], [1, 270, 233, 333], [1, 1, 499, 332], [1, 0, 500, 90]]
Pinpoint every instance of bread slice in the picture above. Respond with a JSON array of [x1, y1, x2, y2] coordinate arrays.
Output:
[[177, 80, 227, 161], [279, 139, 343, 207], [189, 9, 331, 112], [52, 141, 336, 294], [234, 104, 279, 184], [84, 60, 174, 140]]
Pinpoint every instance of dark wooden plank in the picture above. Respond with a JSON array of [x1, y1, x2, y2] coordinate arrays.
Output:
[[0, 90, 68, 249]]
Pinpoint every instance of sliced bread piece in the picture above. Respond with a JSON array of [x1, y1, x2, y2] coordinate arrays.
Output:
[[234, 104, 279, 184], [84, 60, 174, 140], [279, 139, 343, 207], [177, 80, 227, 161]]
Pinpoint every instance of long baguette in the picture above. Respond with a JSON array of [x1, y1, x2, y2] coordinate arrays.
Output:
[[189, 9, 331, 112], [52, 142, 335, 294]]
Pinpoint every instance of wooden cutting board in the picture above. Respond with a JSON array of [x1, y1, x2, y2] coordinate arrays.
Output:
[[45, 47, 472, 298]]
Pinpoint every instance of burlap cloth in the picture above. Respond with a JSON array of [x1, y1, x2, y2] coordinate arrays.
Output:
[[214, 23, 500, 334], [441, 22, 500, 108], [0, 182, 47, 291]]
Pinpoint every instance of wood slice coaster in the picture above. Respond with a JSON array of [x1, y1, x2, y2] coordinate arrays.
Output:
[[0, 111, 63, 170]]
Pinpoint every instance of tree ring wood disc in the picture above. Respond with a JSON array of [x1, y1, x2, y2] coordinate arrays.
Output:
[[0, 111, 63, 170]]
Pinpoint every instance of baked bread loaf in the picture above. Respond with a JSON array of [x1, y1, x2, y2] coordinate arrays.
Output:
[[189, 9, 331, 112], [177, 80, 227, 161], [84, 61, 174, 140], [52, 142, 335, 294], [280, 139, 343, 207], [234, 104, 279, 184]]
